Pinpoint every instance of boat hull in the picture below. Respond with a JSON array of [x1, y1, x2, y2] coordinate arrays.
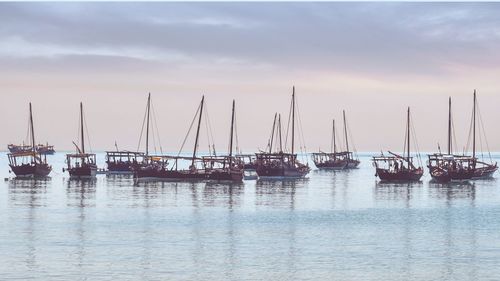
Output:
[[376, 168, 423, 182], [314, 160, 347, 170], [135, 168, 243, 182], [472, 165, 497, 179], [68, 165, 97, 178], [256, 167, 309, 179], [346, 159, 360, 169], [9, 163, 51, 177]]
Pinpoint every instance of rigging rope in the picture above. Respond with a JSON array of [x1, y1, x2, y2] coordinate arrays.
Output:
[[177, 101, 201, 156], [136, 97, 149, 153]]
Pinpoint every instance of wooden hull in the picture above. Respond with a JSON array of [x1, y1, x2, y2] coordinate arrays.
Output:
[[256, 166, 310, 179], [68, 165, 97, 178], [106, 162, 141, 174], [9, 163, 51, 177], [428, 166, 473, 182], [472, 165, 497, 179], [346, 159, 360, 169], [375, 168, 423, 182], [135, 167, 243, 182], [314, 160, 347, 170]]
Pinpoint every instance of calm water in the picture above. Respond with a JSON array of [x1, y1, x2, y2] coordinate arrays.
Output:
[[1, 152, 500, 280]]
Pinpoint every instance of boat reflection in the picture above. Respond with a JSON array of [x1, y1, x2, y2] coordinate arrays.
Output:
[[8, 178, 51, 207], [428, 181, 476, 201], [66, 178, 96, 207], [374, 181, 423, 203], [255, 178, 308, 209], [202, 182, 244, 209]]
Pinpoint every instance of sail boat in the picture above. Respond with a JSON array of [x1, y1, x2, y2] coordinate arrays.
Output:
[[104, 94, 151, 173], [312, 119, 348, 169], [8, 103, 52, 177], [255, 87, 310, 178], [468, 90, 497, 179], [341, 110, 360, 168], [65, 102, 97, 178], [427, 97, 474, 183], [134, 97, 243, 182], [372, 107, 423, 182]]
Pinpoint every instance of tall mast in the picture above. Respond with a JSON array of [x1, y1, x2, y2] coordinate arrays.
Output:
[[332, 119, 336, 153], [80, 102, 85, 154], [472, 90, 476, 159], [29, 103, 35, 152], [278, 114, 283, 152], [291, 86, 295, 157], [343, 110, 349, 152], [448, 97, 452, 155], [229, 100, 235, 166], [407, 107, 410, 164], [269, 113, 277, 153], [192, 95, 205, 166], [145, 93, 151, 156]]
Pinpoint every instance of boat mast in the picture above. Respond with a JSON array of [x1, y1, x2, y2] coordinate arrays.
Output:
[[29, 103, 35, 152], [269, 113, 277, 153], [343, 110, 349, 153], [80, 102, 85, 154], [332, 119, 336, 153], [448, 97, 452, 155], [291, 86, 295, 159], [192, 95, 205, 167], [145, 93, 151, 156], [472, 90, 476, 159], [407, 107, 411, 166], [229, 99, 235, 167], [278, 114, 283, 152]]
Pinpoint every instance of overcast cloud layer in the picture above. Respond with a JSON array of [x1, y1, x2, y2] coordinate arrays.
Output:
[[2, 2, 500, 153]]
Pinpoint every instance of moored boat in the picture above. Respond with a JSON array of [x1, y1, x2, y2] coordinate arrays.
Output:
[[8, 103, 52, 178], [427, 97, 473, 183], [134, 97, 243, 182], [255, 87, 310, 179], [64, 102, 97, 179], [373, 107, 423, 182]]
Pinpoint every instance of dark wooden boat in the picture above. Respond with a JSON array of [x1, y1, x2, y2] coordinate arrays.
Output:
[[105, 94, 153, 174], [135, 97, 243, 182], [64, 102, 97, 179], [427, 97, 473, 182], [105, 151, 144, 173], [313, 119, 348, 169], [8, 143, 55, 155], [255, 87, 310, 179], [468, 90, 497, 179], [373, 107, 423, 182], [8, 103, 52, 177]]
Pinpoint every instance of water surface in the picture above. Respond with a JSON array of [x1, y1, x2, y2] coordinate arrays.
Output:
[[1, 152, 499, 280]]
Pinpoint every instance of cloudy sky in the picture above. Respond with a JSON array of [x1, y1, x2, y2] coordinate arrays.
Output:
[[1, 2, 500, 154]]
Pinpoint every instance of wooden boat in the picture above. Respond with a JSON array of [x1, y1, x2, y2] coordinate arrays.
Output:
[[105, 151, 144, 173], [105, 93, 153, 173], [468, 90, 497, 179], [8, 103, 52, 177], [135, 97, 243, 182], [255, 87, 310, 179], [312, 119, 348, 169], [8, 142, 55, 155], [64, 103, 97, 179], [314, 111, 359, 169], [373, 107, 423, 182], [427, 97, 474, 183]]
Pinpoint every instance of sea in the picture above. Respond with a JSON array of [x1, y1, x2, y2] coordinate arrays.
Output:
[[1, 152, 499, 281]]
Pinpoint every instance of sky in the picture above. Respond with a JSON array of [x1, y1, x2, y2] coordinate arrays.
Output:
[[2, 2, 500, 154]]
